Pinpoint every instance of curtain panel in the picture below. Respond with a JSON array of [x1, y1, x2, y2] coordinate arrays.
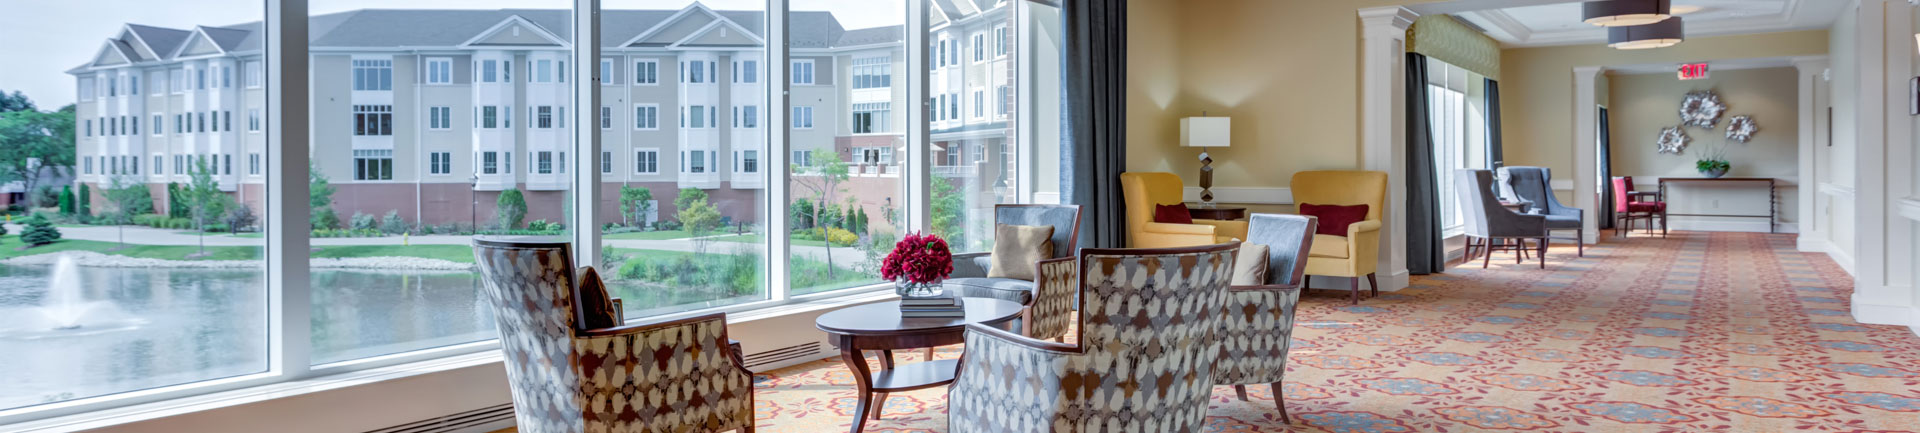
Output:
[[1486, 78, 1505, 169], [1406, 53, 1446, 275], [1062, 0, 1127, 248]]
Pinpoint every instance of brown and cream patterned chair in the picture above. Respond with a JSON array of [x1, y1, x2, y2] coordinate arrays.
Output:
[[1214, 214, 1316, 424], [947, 243, 1240, 433], [947, 204, 1083, 342], [473, 237, 755, 433]]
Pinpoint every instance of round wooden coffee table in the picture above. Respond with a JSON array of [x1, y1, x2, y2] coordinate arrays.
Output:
[[815, 297, 1023, 433]]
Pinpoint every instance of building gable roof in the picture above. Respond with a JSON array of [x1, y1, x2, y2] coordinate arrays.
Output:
[[124, 24, 192, 60], [668, 17, 765, 49], [620, 3, 725, 47], [89, 41, 135, 67], [461, 14, 570, 48]]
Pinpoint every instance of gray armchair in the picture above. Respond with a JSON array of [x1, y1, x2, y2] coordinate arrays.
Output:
[[1214, 213, 1316, 423], [1498, 166, 1584, 256], [947, 204, 1081, 341], [1458, 169, 1549, 268]]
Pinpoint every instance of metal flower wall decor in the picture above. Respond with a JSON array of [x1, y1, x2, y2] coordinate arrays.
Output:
[[1725, 115, 1758, 143], [1678, 90, 1727, 128], [1658, 126, 1690, 154]]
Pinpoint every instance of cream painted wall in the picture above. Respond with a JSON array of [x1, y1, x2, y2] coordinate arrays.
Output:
[[1126, 0, 1437, 207], [1500, 30, 1829, 178], [1606, 67, 1801, 226]]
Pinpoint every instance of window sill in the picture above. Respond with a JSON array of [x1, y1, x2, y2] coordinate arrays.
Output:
[[6, 287, 897, 431]]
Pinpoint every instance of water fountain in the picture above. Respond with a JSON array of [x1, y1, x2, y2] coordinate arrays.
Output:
[[40, 254, 91, 330], [0, 254, 144, 339]]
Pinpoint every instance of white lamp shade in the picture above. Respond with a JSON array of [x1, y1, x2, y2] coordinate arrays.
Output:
[[1180, 117, 1231, 148]]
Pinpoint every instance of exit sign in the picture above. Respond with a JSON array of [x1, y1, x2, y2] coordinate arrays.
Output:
[[1679, 63, 1710, 80]]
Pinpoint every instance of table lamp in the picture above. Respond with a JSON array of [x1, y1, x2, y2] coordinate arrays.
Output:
[[1180, 115, 1231, 207]]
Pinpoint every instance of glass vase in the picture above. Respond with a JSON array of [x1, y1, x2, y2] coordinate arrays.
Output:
[[894, 280, 945, 298]]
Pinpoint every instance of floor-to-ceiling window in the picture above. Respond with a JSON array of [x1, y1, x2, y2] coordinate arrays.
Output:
[[1426, 57, 1488, 234], [0, 0, 1066, 422]]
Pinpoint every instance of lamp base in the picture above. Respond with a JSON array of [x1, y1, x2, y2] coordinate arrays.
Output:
[[1199, 152, 1215, 205]]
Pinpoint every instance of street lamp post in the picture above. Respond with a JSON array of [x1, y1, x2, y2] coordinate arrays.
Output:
[[469, 174, 479, 234]]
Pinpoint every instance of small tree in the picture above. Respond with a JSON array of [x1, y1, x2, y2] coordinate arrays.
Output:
[[676, 188, 723, 257], [166, 182, 188, 218], [77, 183, 90, 216], [618, 186, 654, 228], [931, 176, 966, 247], [380, 210, 408, 234], [183, 158, 229, 255], [56, 185, 74, 215], [791, 148, 850, 278], [223, 199, 257, 233], [20, 213, 60, 246], [102, 176, 154, 248], [496, 188, 527, 230], [310, 163, 340, 229]]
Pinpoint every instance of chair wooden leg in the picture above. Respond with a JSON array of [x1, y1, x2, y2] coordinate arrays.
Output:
[[1350, 277, 1360, 305], [1482, 238, 1494, 269], [1367, 273, 1378, 296], [1273, 382, 1290, 424], [923, 347, 935, 361], [1538, 237, 1548, 269], [1576, 227, 1585, 257], [1515, 239, 1524, 264], [1234, 385, 1249, 401]]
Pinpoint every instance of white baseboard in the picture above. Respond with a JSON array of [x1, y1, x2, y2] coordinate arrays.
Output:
[[1827, 245, 1857, 276], [1664, 218, 1783, 233], [1182, 187, 1291, 205], [1850, 295, 1920, 337], [1797, 232, 1827, 253]]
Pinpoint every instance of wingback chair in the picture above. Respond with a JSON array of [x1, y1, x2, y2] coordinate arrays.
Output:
[[948, 243, 1240, 433], [1291, 170, 1386, 304], [1456, 170, 1548, 269], [1215, 214, 1316, 424], [1121, 172, 1249, 248], [947, 204, 1082, 341], [1498, 166, 1585, 256], [472, 237, 755, 433]]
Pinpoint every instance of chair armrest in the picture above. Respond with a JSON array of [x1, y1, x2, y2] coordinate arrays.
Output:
[[949, 323, 1079, 432], [571, 313, 755, 421], [1194, 219, 1250, 241], [1345, 220, 1384, 275], [1026, 257, 1078, 341], [1144, 222, 1215, 235], [951, 252, 992, 278], [1215, 284, 1304, 386], [1347, 219, 1382, 235]]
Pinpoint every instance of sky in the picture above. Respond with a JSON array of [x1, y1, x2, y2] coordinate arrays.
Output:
[[0, 0, 903, 109]]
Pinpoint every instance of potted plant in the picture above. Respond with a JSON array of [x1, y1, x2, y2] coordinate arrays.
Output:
[[881, 232, 954, 298], [1695, 139, 1732, 178]]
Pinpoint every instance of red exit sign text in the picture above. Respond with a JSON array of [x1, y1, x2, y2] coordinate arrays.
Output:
[[1679, 63, 1710, 80]]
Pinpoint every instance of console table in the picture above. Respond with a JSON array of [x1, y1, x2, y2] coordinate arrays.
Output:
[[1655, 177, 1776, 235]]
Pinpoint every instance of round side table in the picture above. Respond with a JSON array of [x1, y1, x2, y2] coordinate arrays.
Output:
[[814, 298, 1023, 433]]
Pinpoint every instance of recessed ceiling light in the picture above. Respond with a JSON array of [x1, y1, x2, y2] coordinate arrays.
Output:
[[1609, 17, 1685, 49], [1584, 0, 1674, 27]]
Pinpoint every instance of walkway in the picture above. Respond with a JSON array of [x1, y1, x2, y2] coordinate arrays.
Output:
[[30, 224, 869, 264]]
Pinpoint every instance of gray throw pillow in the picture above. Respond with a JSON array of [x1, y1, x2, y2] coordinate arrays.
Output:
[[988, 224, 1054, 281]]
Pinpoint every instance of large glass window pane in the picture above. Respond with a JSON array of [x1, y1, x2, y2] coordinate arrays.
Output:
[[306, 1, 575, 365], [784, 0, 906, 296], [928, 0, 1022, 253], [597, 0, 769, 316], [1025, 0, 1065, 207], [0, 1, 268, 410]]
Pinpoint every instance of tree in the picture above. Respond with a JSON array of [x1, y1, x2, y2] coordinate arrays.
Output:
[[309, 164, 339, 229], [57, 186, 74, 215], [0, 105, 75, 208], [225, 199, 258, 233], [618, 186, 654, 228], [931, 176, 965, 246], [101, 176, 154, 249], [20, 213, 59, 246], [675, 188, 723, 260], [496, 188, 527, 230], [183, 157, 229, 256], [791, 148, 851, 279], [0, 90, 34, 113], [77, 183, 91, 217], [166, 183, 188, 218]]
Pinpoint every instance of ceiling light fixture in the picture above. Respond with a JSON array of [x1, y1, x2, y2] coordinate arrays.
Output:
[[1583, 0, 1673, 27], [1608, 16, 1685, 49]]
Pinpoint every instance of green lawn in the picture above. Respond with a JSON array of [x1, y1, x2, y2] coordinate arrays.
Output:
[[602, 229, 704, 240], [0, 236, 263, 261], [310, 244, 480, 263]]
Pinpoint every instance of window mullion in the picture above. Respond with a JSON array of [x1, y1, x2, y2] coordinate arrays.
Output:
[[572, 0, 601, 269], [905, 0, 930, 233], [766, 0, 791, 302], [267, 0, 313, 378]]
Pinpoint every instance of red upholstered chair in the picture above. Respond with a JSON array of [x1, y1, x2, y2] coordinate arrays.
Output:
[[1611, 177, 1666, 237]]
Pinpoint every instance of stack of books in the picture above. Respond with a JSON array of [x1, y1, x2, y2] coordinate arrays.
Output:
[[899, 296, 966, 318]]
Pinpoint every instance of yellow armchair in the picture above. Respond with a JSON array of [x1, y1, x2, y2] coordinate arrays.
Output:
[[1291, 170, 1387, 304], [1121, 172, 1249, 248]]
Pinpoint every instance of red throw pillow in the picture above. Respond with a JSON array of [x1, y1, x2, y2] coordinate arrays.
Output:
[[1152, 203, 1193, 224], [1300, 203, 1369, 237]]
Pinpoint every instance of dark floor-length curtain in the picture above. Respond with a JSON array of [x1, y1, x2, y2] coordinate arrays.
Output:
[[1061, 0, 1127, 248], [1485, 78, 1505, 169], [1405, 53, 1445, 275], [1597, 107, 1616, 229]]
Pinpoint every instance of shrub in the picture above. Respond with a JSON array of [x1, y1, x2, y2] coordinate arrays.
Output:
[[347, 212, 376, 231], [0, 219, 9, 237], [132, 213, 165, 227], [224, 205, 258, 233], [311, 207, 341, 230], [20, 214, 61, 246], [166, 183, 188, 218], [166, 217, 193, 229], [57, 186, 74, 215], [32, 186, 58, 209], [379, 210, 408, 234], [654, 220, 683, 231], [77, 184, 91, 217], [496, 189, 527, 230], [526, 219, 552, 232]]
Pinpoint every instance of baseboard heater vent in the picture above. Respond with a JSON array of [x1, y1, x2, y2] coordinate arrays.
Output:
[[745, 341, 823, 371], [366, 403, 516, 433]]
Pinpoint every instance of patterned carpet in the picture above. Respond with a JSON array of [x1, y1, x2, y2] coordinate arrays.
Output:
[[496, 232, 1920, 432]]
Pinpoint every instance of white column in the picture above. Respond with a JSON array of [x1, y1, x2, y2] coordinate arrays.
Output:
[[1358, 6, 1415, 291], [1572, 66, 1602, 245], [1850, 0, 1910, 327], [1793, 56, 1830, 252]]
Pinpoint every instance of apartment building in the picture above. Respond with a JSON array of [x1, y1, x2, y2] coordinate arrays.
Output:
[[69, 3, 1016, 228]]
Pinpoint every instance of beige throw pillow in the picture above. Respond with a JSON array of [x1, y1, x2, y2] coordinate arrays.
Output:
[[988, 224, 1055, 281], [1231, 243, 1270, 286]]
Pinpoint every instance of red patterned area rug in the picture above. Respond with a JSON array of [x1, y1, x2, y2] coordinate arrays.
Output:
[[740, 232, 1920, 432]]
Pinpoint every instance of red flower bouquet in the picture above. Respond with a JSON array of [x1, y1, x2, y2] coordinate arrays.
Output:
[[881, 232, 954, 289]]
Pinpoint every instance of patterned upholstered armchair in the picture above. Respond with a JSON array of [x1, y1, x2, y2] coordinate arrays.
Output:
[[948, 243, 1240, 433], [473, 237, 755, 433], [947, 204, 1082, 341], [1214, 214, 1316, 423]]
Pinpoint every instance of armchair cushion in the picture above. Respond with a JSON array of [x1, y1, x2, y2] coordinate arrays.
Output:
[[1153, 203, 1193, 224], [987, 224, 1054, 281], [1232, 243, 1270, 285], [574, 266, 620, 330], [1309, 234, 1349, 259], [1300, 203, 1369, 236], [946, 277, 1036, 305]]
